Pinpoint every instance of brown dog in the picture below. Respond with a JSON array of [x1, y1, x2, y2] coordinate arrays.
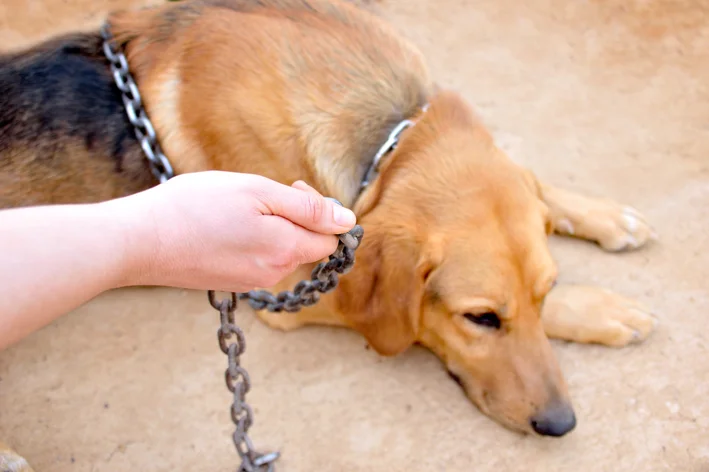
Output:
[[0, 0, 658, 465]]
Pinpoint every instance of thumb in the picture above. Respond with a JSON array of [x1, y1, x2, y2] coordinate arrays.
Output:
[[261, 180, 356, 235]]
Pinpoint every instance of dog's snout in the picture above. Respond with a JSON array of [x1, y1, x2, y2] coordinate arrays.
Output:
[[529, 402, 576, 437]]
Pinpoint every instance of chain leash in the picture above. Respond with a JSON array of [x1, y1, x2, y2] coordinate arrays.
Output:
[[238, 224, 363, 312], [101, 22, 364, 472], [208, 291, 280, 472], [100, 24, 174, 183], [207, 222, 363, 471]]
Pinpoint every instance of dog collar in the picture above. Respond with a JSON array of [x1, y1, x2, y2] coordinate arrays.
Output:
[[358, 103, 430, 195]]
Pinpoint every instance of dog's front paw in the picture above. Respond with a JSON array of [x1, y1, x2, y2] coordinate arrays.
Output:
[[585, 202, 657, 252], [545, 186, 657, 252], [541, 285, 658, 347], [0, 442, 34, 472]]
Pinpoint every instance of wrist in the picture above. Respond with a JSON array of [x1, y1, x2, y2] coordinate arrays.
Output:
[[97, 192, 160, 289]]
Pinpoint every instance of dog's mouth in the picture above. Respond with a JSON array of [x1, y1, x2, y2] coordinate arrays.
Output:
[[446, 369, 539, 436], [447, 369, 464, 388]]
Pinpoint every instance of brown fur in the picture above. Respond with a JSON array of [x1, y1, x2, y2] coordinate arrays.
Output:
[[0, 0, 659, 443]]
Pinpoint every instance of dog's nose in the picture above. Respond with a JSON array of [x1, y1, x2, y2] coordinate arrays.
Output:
[[529, 402, 576, 437]]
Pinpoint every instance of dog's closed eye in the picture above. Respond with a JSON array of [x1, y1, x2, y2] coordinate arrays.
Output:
[[464, 312, 501, 330]]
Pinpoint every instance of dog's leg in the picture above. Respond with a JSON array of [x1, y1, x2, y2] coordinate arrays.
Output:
[[541, 284, 658, 347], [0, 441, 34, 472], [540, 184, 657, 252]]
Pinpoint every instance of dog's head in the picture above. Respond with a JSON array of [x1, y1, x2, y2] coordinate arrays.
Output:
[[338, 91, 575, 437]]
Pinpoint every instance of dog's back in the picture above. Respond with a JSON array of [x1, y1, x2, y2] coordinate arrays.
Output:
[[1, 0, 433, 208], [0, 34, 155, 208]]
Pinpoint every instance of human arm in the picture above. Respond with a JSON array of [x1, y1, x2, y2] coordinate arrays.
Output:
[[0, 171, 356, 350]]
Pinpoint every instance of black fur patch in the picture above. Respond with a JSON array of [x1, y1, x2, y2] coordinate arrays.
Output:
[[0, 34, 135, 164], [0, 33, 155, 207]]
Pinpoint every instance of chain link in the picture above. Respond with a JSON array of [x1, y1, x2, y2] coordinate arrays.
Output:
[[240, 223, 363, 312], [101, 21, 365, 472], [207, 222, 362, 470], [100, 23, 175, 183], [205, 218, 362, 471], [208, 292, 280, 472], [207, 221, 363, 471]]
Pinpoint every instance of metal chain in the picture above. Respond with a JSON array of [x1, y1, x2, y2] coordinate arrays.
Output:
[[239, 224, 364, 312], [208, 292, 281, 472], [100, 22, 365, 472], [206, 222, 363, 472], [100, 23, 175, 183]]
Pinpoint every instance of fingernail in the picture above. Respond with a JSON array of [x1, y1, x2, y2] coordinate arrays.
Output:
[[333, 205, 356, 228]]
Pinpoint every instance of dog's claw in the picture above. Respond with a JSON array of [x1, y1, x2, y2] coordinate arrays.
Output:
[[595, 204, 657, 252]]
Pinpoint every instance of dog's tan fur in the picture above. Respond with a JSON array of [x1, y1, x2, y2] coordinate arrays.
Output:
[[0, 0, 659, 466]]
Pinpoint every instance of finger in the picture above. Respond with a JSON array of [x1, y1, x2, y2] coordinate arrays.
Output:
[[291, 180, 318, 194], [292, 181, 349, 216], [289, 224, 339, 264], [293, 181, 349, 218], [261, 181, 356, 235], [258, 214, 339, 267]]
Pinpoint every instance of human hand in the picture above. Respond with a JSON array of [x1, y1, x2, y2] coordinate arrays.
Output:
[[111, 171, 357, 292]]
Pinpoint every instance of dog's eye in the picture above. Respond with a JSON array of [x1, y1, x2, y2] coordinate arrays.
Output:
[[463, 312, 501, 330]]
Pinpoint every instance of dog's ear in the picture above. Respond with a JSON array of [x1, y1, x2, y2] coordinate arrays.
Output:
[[334, 223, 426, 356]]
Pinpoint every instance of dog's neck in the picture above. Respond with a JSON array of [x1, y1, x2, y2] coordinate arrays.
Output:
[[356, 103, 430, 199]]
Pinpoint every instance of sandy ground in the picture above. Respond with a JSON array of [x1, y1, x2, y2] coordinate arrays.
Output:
[[1, 0, 708, 471]]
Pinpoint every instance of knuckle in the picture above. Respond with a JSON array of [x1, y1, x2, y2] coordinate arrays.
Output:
[[269, 239, 300, 273], [304, 194, 326, 224]]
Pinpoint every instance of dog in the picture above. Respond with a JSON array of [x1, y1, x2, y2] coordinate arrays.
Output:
[[0, 0, 659, 467]]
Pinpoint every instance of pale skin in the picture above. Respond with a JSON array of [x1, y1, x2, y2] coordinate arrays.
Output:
[[0, 171, 356, 351]]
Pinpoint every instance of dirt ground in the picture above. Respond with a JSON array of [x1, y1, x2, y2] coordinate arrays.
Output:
[[1, 0, 708, 471]]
